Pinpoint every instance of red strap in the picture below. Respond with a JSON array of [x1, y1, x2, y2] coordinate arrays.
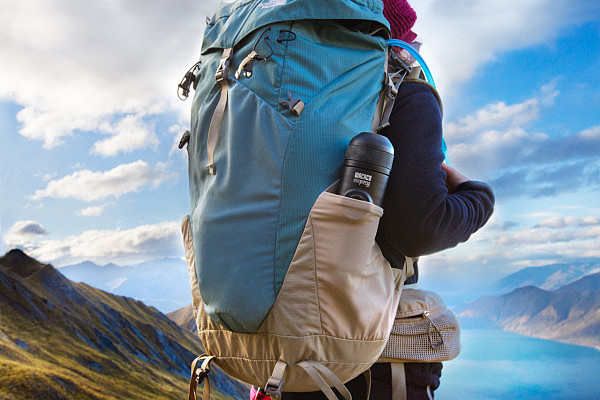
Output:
[[250, 386, 271, 400]]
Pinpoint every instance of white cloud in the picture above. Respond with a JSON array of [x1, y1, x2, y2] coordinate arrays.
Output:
[[417, 210, 600, 287], [76, 206, 105, 217], [92, 114, 159, 156], [4, 220, 49, 248], [0, 0, 220, 148], [443, 80, 600, 192], [443, 83, 554, 176], [450, 127, 548, 176], [580, 216, 600, 226], [413, 0, 600, 98], [508, 259, 561, 268], [12, 221, 183, 266], [578, 125, 600, 140], [532, 216, 597, 229], [41, 173, 57, 182], [445, 99, 540, 141], [492, 217, 600, 259], [445, 81, 559, 142], [30, 160, 174, 202], [497, 225, 600, 246], [3, 0, 598, 149]]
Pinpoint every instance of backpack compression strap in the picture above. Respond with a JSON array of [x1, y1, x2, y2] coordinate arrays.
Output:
[[371, 47, 410, 133], [188, 355, 217, 400], [264, 360, 352, 400], [206, 48, 234, 175], [391, 363, 407, 400]]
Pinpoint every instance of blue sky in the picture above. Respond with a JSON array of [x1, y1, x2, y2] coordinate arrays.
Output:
[[1, 0, 599, 291]]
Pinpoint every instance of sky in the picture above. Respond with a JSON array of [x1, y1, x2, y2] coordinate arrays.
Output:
[[1, 0, 599, 291]]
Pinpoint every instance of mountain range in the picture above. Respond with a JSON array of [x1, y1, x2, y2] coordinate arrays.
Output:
[[59, 258, 190, 313], [491, 261, 600, 293], [0, 249, 247, 400], [458, 272, 600, 349], [57, 256, 600, 317]]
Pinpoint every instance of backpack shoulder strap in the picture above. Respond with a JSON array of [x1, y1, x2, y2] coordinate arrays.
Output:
[[372, 48, 411, 133]]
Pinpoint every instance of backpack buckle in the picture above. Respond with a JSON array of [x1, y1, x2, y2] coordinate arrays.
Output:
[[215, 48, 234, 82], [264, 379, 284, 400], [264, 360, 287, 399], [206, 162, 216, 175]]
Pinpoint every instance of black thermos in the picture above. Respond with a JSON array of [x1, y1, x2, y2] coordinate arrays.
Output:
[[338, 132, 394, 207]]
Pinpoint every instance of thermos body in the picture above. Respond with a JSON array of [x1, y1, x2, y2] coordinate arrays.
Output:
[[338, 132, 394, 207]]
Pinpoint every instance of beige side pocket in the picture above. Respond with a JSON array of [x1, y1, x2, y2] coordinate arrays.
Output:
[[259, 187, 401, 342], [310, 191, 400, 340]]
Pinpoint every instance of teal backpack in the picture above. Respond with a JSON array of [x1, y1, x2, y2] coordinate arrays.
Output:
[[177, 1, 426, 398]]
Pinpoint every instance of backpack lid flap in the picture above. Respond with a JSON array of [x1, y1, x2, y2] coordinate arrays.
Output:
[[202, 0, 390, 53], [395, 288, 448, 319]]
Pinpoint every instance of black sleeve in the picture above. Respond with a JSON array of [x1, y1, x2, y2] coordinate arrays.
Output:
[[376, 81, 495, 258]]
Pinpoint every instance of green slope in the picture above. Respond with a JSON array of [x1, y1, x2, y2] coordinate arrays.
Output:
[[0, 249, 246, 400]]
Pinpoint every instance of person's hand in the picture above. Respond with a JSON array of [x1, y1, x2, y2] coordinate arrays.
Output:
[[441, 162, 469, 193]]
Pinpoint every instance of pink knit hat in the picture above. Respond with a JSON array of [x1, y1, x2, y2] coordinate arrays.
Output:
[[382, 0, 417, 43]]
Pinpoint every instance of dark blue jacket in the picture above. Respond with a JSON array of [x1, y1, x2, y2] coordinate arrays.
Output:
[[376, 80, 495, 283]]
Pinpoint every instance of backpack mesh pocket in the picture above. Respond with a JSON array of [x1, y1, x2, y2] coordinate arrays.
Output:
[[380, 288, 460, 362]]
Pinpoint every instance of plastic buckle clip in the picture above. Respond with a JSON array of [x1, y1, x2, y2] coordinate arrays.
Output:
[[215, 48, 233, 82], [264, 378, 284, 400], [206, 163, 216, 175], [386, 75, 398, 99], [195, 368, 209, 382]]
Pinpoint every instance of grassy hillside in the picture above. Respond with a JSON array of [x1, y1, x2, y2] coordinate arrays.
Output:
[[0, 249, 245, 400]]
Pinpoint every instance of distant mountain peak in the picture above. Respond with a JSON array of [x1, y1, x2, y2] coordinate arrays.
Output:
[[0, 248, 47, 278]]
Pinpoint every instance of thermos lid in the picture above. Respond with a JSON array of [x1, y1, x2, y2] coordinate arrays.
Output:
[[345, 132, 394, 173], [349, 132, 394, 155]]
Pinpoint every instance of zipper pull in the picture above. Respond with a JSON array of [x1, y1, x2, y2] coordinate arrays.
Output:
[[423, 310, 445, 349], [235, 50, 259, 79], [279, 92, 305, 116]]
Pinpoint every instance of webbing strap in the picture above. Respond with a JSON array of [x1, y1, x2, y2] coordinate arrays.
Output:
[[370, 90, 385, 134], [404, 256, 416, 279], [297, 361, 352, 400], [372, 47, 411, 133], [377, 71, 398, 131], [391, 363, 406, 400], [188, 355, 217, 400], [363, 368, 372, 400], [206, 48, 233, 175], [370, 47, 390, 133], [265, 360, 287, 399]]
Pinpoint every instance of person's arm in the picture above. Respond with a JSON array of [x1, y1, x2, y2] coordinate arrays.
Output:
[[377, 81, 495, 257]]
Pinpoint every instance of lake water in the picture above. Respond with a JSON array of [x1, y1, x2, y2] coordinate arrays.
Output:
[[436, 329, 600, 399]]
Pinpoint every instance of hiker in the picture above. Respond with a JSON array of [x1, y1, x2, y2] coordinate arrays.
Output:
[[278, 0, 496, 399], [180, 0, 494, 399]]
